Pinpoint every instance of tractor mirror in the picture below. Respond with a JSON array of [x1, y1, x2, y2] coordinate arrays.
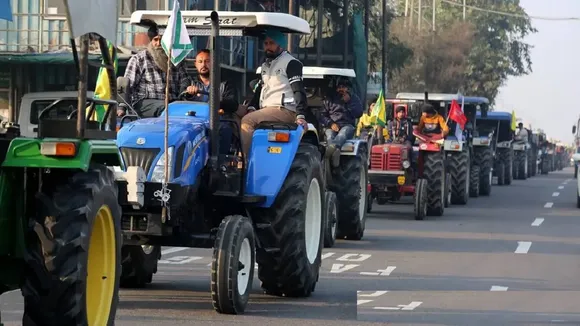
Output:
[[573, 125, 576, 134]]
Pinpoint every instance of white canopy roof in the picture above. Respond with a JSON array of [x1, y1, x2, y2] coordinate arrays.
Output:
[[63, 0, 119, 44], [256, 66, 356, 79], [130, 11, 310, 35]]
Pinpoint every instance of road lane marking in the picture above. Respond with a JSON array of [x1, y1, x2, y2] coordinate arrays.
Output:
[[161, 247, 188, 255], [321, 252, 335, 260], [490, 286, 508, 291], [330, 263, 359, 273], [558, 186, 564, 189], [531, 218, 544, 226], [159, 256, 202, 264], [336, 253, 372, 262], [515, 241, 532, 254], [374, 302, 423, 311], [544, 202, 554, 208], [357, 299, 374, 305], [358, 291, 389, 297], [360, 266, 397, 276], [552, 192, 560, 197]]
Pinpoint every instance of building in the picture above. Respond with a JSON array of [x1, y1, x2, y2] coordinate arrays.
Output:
[[1, 0, 372, 119]]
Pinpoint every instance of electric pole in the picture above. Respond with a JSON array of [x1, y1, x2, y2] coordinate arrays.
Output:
[[382, 0, 388, 93], [418, 0, 422, 31], [432, 0, 436, 31], [463, 0, 466, 20]]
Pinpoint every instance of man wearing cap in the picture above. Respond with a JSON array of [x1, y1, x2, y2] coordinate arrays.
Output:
[[241, 29, 309, 157], [123, 24, 198, 117], [319, 77, 363, 166]]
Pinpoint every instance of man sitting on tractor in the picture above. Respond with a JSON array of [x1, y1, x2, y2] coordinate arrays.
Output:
[[241, 29, 309, 157], [356, 97, 388, 141], [387, 106, 413, 145], [319, 77, 364, 166], [515, 122, 529, 142], [123, 24, 198, 117], [417, 103, 449, 138]]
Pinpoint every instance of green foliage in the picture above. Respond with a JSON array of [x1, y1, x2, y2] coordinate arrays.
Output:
[[387, 0, 536, 104]]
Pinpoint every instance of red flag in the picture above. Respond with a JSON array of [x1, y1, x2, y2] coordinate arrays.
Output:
[[449, 99, 467, 130]]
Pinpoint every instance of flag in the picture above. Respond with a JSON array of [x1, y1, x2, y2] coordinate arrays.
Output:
[[449, 99, 467, 130], [510, 110, 517, 131], [0, 0, 12, 21], [88, 41, 118, 122], [161, 0, 194, 67], [370, 89, 387, 127]]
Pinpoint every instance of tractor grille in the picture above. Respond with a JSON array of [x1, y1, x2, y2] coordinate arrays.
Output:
[[371, 152, 384, 170], [387, 153, 402, 170], [120, 147, 160, 175]]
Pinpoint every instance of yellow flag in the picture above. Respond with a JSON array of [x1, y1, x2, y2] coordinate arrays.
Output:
[[88, 41, 118, 122], [510, 110, 517, 131]]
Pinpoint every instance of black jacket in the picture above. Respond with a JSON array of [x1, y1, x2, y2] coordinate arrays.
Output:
[[189, 77, 239, 114]]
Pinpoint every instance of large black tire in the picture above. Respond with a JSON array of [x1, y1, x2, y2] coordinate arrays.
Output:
[[531, 152, 538, 176], [475, 147, 493, 196], [423, 151, 445, 216], [254, 143, 324, 297], [541, 158, 549, 174], [211, 215, 255, 315], [22, 164, 122, 326], [497, 148, 513, 185], [577, 188, 580, 209], [448, 149, 470, 205], [120, 245, 161, 288], [323, 191, 338, 248], [414, 179, 428, 220], [515, 151, 527, 180], [366, 191, 373, 213], [444, 172, 451, 208], [469, 165, 480, 197], [334, 154, 368, 240], [574, 164, 578, 179], [527, 151, 533, 178], [496, 162, 506, 186]]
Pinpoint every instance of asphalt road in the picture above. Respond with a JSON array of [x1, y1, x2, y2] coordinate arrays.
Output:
[[2, 168, 580, 326]]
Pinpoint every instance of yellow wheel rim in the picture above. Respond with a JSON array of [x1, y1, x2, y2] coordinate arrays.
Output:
[[86, 205, 116, 325]]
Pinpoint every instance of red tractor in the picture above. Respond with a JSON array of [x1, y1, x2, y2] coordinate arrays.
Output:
[[367, 101, 449, 220]]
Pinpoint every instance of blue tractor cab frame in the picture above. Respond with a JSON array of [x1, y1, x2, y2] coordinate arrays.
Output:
[[114, 10, 325, 315]]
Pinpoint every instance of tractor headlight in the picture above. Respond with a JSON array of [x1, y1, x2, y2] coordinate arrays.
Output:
[[151, 146, 174, 182], [402, 160, 411, 169]]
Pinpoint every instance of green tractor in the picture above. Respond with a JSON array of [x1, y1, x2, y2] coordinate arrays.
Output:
[[0, 1, 122, 325]]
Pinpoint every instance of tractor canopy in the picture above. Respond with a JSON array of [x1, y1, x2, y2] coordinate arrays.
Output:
[[476, 111, 513, 143]]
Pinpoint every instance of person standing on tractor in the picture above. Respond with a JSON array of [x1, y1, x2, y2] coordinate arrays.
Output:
[[417, 103, 449, 137], [122, 24, 198, 117], [515, 122, 529, 142], [241, 29, 309, 157], [185, 49, 240, 154], [319, 77, 363, 165]]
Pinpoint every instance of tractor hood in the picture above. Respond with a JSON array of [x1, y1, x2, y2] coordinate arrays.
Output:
[[117, 117, 208, 149]]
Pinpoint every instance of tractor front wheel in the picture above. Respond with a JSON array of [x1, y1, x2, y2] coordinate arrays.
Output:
[[334, 154, 368, 240], [476, 147, 493, 196], [469, 165, 480, 197], [449, 149, 469, 205], [120, 245, 161, 288], [22, 164, 121, 326], [324, 191, 338, 248], [414, 179, 428, 220]]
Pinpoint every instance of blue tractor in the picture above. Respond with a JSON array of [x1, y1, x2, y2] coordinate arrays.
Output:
[[475, 111, 515, 186], [114, 10, 365, 314]]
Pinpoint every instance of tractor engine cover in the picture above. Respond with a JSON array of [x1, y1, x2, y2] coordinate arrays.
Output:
[[370, 144, 409, 171]]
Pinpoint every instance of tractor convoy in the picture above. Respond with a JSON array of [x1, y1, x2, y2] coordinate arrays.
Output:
[[0, 1, 561, 325]]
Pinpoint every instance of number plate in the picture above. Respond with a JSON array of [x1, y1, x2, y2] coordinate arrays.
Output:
[[267, 146, 282, 154], [397, 176, 405, 185]]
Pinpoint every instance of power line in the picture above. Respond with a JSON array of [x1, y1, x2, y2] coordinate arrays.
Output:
[[440, 0, 580, 21]]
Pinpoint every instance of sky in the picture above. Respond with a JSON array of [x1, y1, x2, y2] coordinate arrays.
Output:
[[495, 0, 580, 144]]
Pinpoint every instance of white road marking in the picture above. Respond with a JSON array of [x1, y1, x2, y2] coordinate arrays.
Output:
[[544, 202, 554, 208], [490, 285, 508, 291], [558, 186, 564, 189], [360, 266, 397, 276], [159, 256, 202, 264], [552, 192, 560, 197], [336, 253, 372, 262], [374, 302, 423, 311], [358, 290, 389, 297], [330, 263, 359, 273], [515, 241, 532, 254], [357, 299, 374, 306], [321, 252, 335, 260], [531, 218, 544, 226], [161, 247, 189, 255]]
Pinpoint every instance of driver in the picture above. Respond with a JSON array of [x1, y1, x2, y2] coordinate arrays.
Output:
[[186, 49, 239, 154], [387, 106, 413, 145], [417, 103, 449, 137], [123, 24, 197, 118], [240, 29, 309, 157], [515, 122, 528, 142]]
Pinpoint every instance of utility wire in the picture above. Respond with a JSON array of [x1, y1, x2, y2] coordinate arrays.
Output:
[[440, 0, 580, 21]]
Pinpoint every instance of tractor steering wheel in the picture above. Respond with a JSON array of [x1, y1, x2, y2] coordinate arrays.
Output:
[[38, 101, 84, 122], [178, 90, 210, 101]]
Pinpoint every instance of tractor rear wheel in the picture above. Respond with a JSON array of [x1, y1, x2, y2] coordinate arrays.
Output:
[[423, 151, 445, 216], [120, 245, 160, 288], [475, 147, 493, 196], [469, 165, 480, 197], [449, 148, 469, 205], [497, 148, 513, 185], [22, 164, 121, 326], [334, 153, 368, 240], [496, 162, 506, 186], [414, 179, 428, 220], [324, 191, 338, 248], [254, 143, 324, 298], [516, 151, 528, 180]]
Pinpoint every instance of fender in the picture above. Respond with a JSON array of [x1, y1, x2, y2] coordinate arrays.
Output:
[[246, 123, 318, 208]]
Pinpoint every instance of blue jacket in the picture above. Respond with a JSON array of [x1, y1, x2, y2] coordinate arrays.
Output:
[[320, 92, 364, 128]]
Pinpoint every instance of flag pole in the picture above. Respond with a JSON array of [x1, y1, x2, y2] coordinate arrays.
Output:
[[161, 47, 172, 223]]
